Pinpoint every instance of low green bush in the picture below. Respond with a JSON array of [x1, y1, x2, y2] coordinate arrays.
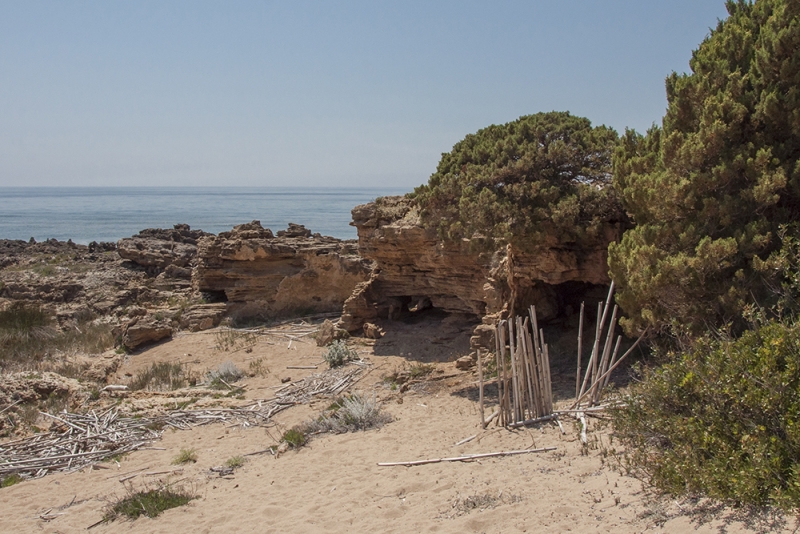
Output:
[[613, 319, 800, 508]]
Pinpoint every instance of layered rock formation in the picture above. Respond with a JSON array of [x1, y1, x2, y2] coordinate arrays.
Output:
[[340, 196, 623, 348], [194, 221, 372, 320], [117, 224, 211, 275]]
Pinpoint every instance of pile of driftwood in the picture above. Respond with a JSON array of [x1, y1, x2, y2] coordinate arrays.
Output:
[[0, 364, 364, 481], [479, 306, 553, 428]]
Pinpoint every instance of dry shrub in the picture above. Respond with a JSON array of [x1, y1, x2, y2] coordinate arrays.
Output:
[[305, 394, 391, 434], [0, 304, 114, 372], [129, 362, 196, 391]]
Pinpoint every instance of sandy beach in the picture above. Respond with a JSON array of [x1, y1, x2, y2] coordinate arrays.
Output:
[[1, 316, 795, 534]]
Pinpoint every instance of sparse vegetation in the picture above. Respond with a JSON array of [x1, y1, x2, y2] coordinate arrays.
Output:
[[206, 361, 244, 389], [0, 303, 114, 372], [102, 485, 195, 522], [129, 362, 197, 391], [383, 363, 435, 388], [225, 456, 245, 469], [322, 340, 359, 368], [248, 357, 269, 377], [214, 328, 257, 352], [171, 448, 198, 465], [0, 474, 23, 488], [304, 394, 391, 434], [451, 491, 523, 515], [281, 427, 307, 449]]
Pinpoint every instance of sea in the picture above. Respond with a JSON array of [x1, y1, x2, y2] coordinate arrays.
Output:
[[0, 187, 411, 244]]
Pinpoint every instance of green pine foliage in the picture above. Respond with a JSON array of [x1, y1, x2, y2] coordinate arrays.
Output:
[[609, 0, 800, 336], [613, 319, 800, 508], [413, 111, 623, 251]]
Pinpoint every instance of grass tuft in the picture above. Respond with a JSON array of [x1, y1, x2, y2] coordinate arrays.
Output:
[[103, 485, 195, 522], [129, 362, 196, 391], [171, 448, 198, 465], [0, 474, 23, 488], [225, 456, 245, 469], [281, 427, 307, 449], [206, 361, 244, 390]]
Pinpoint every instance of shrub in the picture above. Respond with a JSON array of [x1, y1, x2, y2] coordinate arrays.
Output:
[[307, 394, 391, 434], [612, 318, 800, 508], [322, 340, 358, 368], [206, 361, 244, 389]]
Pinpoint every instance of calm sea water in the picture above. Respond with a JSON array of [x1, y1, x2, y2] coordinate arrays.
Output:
[[0, 187, 410, 244]]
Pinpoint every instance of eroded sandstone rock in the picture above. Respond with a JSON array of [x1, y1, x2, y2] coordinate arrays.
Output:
[[341, 196, 622, 349], [194, 221, 372, 321], [117, 224, 211, 274]]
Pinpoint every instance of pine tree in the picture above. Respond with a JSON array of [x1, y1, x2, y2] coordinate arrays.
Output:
[[610, 0, 800, 336], [414, 111, 622, 251]]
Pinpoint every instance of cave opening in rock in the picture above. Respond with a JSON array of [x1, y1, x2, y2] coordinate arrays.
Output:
[[514, 281, 610, 329], [200, 290, 228, 303]]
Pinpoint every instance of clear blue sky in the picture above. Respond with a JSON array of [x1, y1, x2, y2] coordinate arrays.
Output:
[[0, 1, 730, 189]]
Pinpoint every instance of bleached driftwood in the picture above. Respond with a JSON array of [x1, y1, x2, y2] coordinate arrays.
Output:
[[377, 447, 557, 467], [0, 364, 365, 481]]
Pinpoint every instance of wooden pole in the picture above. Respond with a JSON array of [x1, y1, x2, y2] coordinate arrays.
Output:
[[497, 321, 508, 427], [494, 323, 505, 427], [576, 301, 584, 400], [477, 349, 485, 429], [543, 343, 553, 414], [522, 317, 542, 417], [592, 304, 618, 405], [528, 306, 546, 417], [602, 335, 623, 391], [377, 447, 557, 467], [508, 318, 521, 423], [579, 302, 603, 399], [571, 329, 647, 409]]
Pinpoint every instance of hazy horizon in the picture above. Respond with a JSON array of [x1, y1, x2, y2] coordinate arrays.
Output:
[[1, 1, 729, 189]]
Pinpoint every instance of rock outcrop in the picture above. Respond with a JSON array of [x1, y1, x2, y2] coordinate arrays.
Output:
[[117, 224, 211, 275], [194, 222, 372, 320], [340, 196, 623, 348]]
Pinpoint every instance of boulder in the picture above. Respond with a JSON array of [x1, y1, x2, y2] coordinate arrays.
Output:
[[363, 322, 385, 339], [455, 353, 476, 371], [179, 303, 227, 332], [122, 317, 173, 349]]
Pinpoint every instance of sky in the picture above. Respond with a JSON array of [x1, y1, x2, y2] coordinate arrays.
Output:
[[0, 1, 730, 189]]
